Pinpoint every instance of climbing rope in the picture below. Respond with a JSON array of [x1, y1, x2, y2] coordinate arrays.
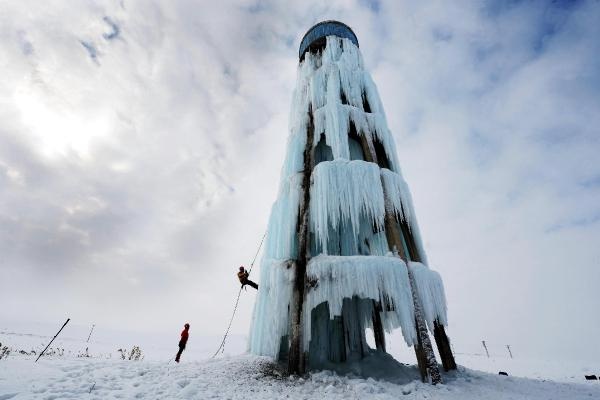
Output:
[[246, 231, 267, 276], [211, 230, 267, 358]]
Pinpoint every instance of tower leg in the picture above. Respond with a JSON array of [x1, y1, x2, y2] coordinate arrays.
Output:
[[288, 288, 305, 374], [433, 321, 456, 371], [288, 107, 315, 375], [356, 132, 441, 384], [372, 301, 386, 352], [413, 330, 428, 381], [407, 265, 442, 384], [341, 297, 370, 358]]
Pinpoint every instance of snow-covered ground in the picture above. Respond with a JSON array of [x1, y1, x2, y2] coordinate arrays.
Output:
[[2, 355, 600, 400], [1, 326, 600, 399]]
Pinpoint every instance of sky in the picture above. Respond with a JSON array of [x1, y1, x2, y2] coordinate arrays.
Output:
[[1, 0, 599, 363]]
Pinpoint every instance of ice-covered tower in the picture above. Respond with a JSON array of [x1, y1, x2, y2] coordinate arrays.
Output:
[[250, 21, 456, 382]]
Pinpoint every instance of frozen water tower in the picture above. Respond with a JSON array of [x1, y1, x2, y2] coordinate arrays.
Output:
[[250, 21, 456, 383]]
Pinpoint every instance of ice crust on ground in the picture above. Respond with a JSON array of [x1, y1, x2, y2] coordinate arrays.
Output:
[[303, 255, 417, 350]]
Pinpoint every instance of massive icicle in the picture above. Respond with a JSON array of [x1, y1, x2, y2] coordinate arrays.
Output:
[[263, 173, 302, 260], [380, 168, 428, 265], [303, 255, 417, 350], [249, 259, 296, 357], [409, 262, 448, 330], [249, 173, 302, 357], [380, 168, 412, 223]]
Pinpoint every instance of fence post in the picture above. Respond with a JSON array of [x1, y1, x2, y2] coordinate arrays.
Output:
[[36, 318, 70, 362], [481, 340, 489, 358]]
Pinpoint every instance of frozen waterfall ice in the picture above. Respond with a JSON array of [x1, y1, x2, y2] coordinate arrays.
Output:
[[249, 26, 454, 380]]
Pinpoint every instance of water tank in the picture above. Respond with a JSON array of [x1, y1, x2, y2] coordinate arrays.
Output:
[[299, 20, 359, 60]]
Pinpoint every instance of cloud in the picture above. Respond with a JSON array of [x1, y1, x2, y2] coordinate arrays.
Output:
[[0, 0, 598, 362]]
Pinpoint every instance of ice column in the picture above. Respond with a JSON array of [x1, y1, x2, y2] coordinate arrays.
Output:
[[249, 21, 455, 379]]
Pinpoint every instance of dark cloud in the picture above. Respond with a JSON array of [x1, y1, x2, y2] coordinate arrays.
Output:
[[102, 17, 120, 41], [80, 40, 99, 63]]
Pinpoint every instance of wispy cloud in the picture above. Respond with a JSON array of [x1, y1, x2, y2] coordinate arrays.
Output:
[[0, 0, 598, 361]]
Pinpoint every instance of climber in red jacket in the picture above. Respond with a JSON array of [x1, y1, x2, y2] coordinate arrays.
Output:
[[175, 323, 190, 363]]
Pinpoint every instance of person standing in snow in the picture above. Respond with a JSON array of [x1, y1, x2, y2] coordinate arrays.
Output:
[[237, 266, 258, 290], [175, 323, 190, 363]]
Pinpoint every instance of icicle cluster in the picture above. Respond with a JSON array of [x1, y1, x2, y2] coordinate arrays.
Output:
[[309, 163, 429, 262], [303, 255, 418, 350], [282, 36, 402, 180], [310, 160, 385, 252]]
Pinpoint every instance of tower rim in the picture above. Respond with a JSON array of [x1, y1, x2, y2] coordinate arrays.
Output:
[[299, 20, 359, 60]]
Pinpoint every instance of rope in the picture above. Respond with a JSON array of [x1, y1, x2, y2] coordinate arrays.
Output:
[[247, 231, 267, 275], [211, 231, 267, 358]]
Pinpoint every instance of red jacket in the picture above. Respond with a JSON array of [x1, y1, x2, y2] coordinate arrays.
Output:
[[180, 329, 189, 345]]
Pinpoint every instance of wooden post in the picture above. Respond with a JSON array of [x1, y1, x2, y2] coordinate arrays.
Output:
[[86, 324, 95, 343], [356, 133, 441, 384], [506, 344, 513, 359], [407, 269, 441, 384], [36, 318, 70, 362], [482, 340, 490, 358], [288, 107, 315, 375]]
